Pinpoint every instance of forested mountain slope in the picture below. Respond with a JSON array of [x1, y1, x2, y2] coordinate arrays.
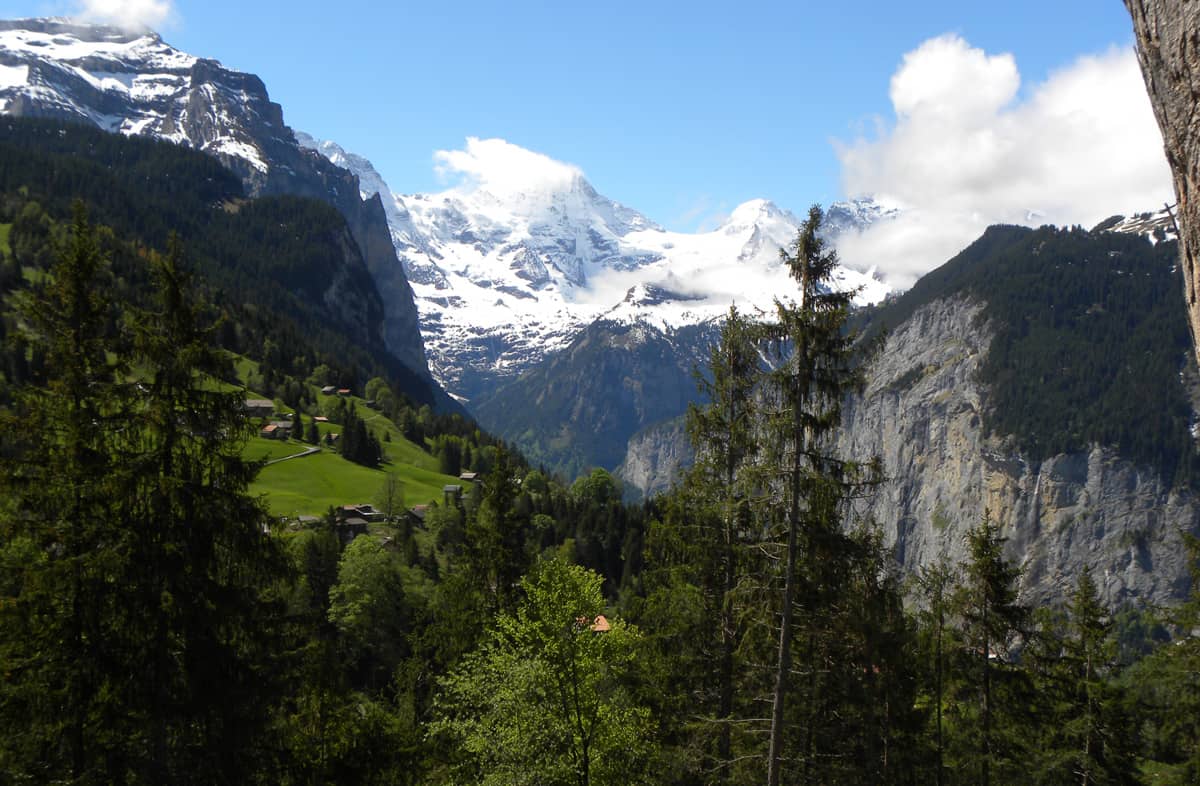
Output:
[[0, 18, 434, 387], [0, 116, 447, 409]]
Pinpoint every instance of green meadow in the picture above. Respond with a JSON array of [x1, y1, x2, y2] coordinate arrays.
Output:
[[232, 360, 462, 517], [249, 445, 461, 518]]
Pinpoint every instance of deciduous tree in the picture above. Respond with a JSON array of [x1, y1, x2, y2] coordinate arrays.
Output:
[[433, 558, 656, 786]]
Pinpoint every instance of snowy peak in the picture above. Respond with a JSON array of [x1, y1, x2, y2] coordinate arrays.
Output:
[[430, 137, 658, 234], [0, 17, 282, 179], [390, 143, 664, 295], [824, 196, 901, 236], [719, 198, 793, 233], [0, 18, 180, 61], [302, 135, 894, 400]]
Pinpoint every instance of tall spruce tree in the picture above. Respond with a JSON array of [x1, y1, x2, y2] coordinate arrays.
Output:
[[0, 203, 132, 782], [685, 305, 761, 779], [640, 305, 763, 783], [760, 205, 880, 785], [118, 235, 288, 783], [1028, 566, 1139, 786], [915, 555, 961, 786], [464, 443, 528, 614], [950, 514, 1030, 786]]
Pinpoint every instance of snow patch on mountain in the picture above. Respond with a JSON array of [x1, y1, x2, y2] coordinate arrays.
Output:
[[1096, 206, 1178, 244]]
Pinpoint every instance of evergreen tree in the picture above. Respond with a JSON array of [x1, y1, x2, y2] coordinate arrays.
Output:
[[1120, 534, 1200, 781], [760, 205, 880, 786], [119, 235, 289, 782], [437, 435, 463, 477], [948, 514, 1031, 786], [338, 405, 381, 468], [0, 203, 131, 781], [465, 444, 528, 614], [640, 305, 763, 783], [0, 218, 286, 783], [915, 555, 961, 786], [1028, 567, 1139, 786]]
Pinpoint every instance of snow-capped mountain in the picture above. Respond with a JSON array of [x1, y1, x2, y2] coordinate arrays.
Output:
[[0, 18, 439, 395], [309, 136, 895, 401], [0, 18, 278, 185], [824, 197, 902, 238]]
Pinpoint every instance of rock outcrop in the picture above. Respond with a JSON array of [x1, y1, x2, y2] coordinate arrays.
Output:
[[1125, 1, 1200, 365]]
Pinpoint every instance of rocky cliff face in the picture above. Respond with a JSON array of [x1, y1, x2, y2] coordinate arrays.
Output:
[[1125, 1, 1200, 371], [616, 416, 693, 500], [838, 295, 1199, 607]]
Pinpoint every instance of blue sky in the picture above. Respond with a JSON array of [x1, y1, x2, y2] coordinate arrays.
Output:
[[5, 1, 1172, 283]]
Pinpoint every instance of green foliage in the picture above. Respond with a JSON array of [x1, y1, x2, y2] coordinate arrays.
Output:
[[571, 467, 622, 506], [0, 214, 288, 783], [432, 559, 656, 786], [328, 536, 409, 690]]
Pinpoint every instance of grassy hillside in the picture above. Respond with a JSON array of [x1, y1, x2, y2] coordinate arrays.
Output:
[[238, 375, 458, 516], [250, 448, 461, 518]]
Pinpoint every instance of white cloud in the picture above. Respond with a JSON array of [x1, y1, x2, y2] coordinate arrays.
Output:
[[835, 34, 1173, 288], [75, 0, 176, 31], [434, 137, 583, 202]]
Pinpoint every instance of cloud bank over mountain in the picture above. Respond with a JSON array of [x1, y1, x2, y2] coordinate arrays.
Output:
[[434, 136, 585, 203], [74, 0, 176, 31], [835, 34, 1173, 287]]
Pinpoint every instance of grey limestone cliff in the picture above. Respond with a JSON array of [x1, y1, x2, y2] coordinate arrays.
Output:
[[839, 295, 1200, 607], [616, 416, 693, 500]]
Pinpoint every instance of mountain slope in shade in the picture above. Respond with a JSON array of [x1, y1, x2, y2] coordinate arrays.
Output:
[[473, 317, 720, 480], [0, 18, 443, 406]]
